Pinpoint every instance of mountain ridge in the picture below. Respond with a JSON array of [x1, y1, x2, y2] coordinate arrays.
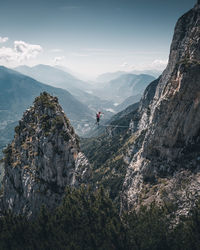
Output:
[[15, 64, 118, 117], [15, 64, 90, 91], [93, 73, 155, 103], [0, 66, 94, 157]]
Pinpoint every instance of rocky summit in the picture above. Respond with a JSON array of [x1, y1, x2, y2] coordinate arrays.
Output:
[[0, 92, 90, 217], [121, 2, 200, 216]]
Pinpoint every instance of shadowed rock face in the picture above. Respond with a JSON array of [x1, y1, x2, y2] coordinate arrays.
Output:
[[122, 3, 200, 216], [1, 92, 90, 217]]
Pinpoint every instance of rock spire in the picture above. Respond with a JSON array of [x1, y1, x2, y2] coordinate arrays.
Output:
[[1, 92, 90, 217]]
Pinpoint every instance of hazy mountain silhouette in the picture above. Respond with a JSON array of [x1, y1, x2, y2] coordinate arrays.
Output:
[[0, 66, 94, 152], [93, 73, 155, 103]]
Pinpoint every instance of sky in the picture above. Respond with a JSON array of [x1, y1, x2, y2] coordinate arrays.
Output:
[[0, 0, 197, 79]]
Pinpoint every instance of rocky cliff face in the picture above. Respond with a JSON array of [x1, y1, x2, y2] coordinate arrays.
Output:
[[122, 2, 200, 216], [1, 92, 90, 217]]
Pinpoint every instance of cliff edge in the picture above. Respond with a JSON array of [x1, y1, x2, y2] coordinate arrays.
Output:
[[122, 2, 200, 216]]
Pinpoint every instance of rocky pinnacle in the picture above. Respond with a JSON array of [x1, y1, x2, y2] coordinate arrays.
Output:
[[1, 92, 90, 217]]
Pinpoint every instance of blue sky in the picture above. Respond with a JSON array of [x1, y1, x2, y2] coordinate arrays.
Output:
[[0, 0, 197, 79]]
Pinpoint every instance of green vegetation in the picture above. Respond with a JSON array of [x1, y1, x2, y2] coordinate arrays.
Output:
[[80, 100, 140, 205], [52, 115, 64, 130], [34, 92, 56, 110], [81, 130, 132, 204], [0, 187, 200, 250]]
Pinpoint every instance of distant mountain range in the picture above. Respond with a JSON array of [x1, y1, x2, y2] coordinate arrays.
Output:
[[15, 65, 156, 112], [93, 73, 155, 104], [130, 69, 162, 78], [114, 94, 142, 112], [0, 66, 92, 120], [15, 64, 90, 92], [0, 66, 95, 158], [15, 65, 117, 116], [96, 70, 161, 83], [0, 65, 155, 159], [96, 71, 126, 83]]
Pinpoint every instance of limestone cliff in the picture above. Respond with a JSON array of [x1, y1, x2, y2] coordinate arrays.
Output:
[[122, 2, 200, 216], [1, 92, 90, 217]]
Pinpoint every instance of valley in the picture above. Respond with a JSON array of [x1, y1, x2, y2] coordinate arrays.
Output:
[[0, 0, 199, 249]]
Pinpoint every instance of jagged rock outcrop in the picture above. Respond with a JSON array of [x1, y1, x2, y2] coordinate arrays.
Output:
[[1, 92, 90, 217], [122, 1, 200, 216]]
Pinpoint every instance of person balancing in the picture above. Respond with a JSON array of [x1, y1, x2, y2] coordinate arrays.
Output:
[[96, 111, 103, 125]]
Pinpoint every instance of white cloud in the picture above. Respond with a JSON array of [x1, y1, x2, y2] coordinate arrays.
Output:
[[53, 56, 65, 65], [0, 37, 8, 43], [14, 41, 42, 61], [120, 59, 168, 71], [0, 47, 14, 62], [0, 40, 43, 64], [152, 59, 168, 67]]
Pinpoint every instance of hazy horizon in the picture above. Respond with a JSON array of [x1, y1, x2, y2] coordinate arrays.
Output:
[[0, 0, 196, 79]]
